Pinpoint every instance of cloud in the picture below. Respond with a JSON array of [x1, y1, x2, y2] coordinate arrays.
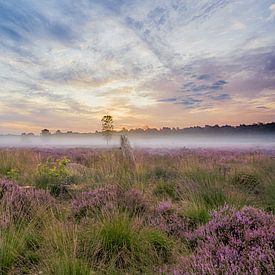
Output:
[[268, 3, 275, 20], [230, 20, 246, 30], [197, 74, 211, 80], [0, 0, 275, 133]]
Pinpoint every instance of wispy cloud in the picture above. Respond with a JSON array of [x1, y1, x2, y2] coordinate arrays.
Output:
[[0, 0, 274, 133]]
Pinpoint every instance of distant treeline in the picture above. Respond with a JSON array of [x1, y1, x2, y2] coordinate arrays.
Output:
[[115, 122, 275, 136], [17, 122, 275, 137]]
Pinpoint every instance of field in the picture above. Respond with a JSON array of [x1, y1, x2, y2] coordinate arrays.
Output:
[[0, 148, 274, 274]]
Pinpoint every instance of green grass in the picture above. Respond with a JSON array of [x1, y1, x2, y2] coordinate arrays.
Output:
[[79, 213, 173, 272], [154, 181, 179, 200], [0, 148, 274, 273], [0, 223, 41, 274]]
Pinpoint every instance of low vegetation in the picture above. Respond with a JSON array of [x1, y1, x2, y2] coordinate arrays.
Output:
[[0, 148, 274, 274]]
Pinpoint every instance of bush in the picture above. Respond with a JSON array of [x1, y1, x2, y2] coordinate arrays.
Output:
[[72, 185, 118, 220], [119, 188, 150, 216], [231, 172, 261, 193], [0, 180, 53, 227], [150, 201, 190, 238], [173, 205, 275, 274], [72, 186, 150, 220], [6, 168, 19, 180], [35, 157, 76, 197]]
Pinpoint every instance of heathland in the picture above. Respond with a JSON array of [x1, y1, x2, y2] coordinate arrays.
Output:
[[0, 147, 274, 274]]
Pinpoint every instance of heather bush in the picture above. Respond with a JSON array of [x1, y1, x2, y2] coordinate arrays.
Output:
[[173, 205, 275, 274], [0, 148, 274, 274], [0, 180, 53, 227], [72, 186, 150, 220], [72, 185, 118, 220], [119, 188, 150, 216], [150, 201, 190, 238]]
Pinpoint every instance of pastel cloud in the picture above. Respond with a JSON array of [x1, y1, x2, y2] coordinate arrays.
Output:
[[268, 3, 275, 19], [0, 0, 274, 133]]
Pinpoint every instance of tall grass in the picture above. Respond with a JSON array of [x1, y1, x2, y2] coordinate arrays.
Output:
[[0, 148, 274, 273]]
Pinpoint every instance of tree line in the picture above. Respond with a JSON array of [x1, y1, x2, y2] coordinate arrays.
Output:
[[20, 120, 275, 137]]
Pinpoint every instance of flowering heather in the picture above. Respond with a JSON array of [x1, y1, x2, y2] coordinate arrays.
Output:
[[0, 148, 274, 274], [150, 201, 189, 238], [173, 205, 275, 274], [119, 188, 150, 215], [72, 186, 150, 219], [0, 179, 53, 227], [72, 185, 118, 219]]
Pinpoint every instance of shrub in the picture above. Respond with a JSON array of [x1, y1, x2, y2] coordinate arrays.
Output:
[[34, 157, 76, 197], [119, 188, 150, 216], [231, 172, 261, 193], [173, 205, 275, 274], [72, 186, 150, 220], [72, 185, 118, 220], [6, 168, 19, 180], [0, 180, 53, 227], [150, 201, 190, 238]]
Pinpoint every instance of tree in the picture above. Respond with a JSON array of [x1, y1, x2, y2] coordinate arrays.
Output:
[[101, 115, 114, 144], [41, 129, 50, 136]]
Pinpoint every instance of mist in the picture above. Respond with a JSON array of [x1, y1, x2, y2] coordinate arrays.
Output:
[[0, 134, 274, 150]]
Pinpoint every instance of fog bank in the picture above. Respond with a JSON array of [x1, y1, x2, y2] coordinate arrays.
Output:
[[0, 134, 274, 149]]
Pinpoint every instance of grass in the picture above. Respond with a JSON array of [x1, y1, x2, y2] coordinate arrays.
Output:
[[0, 148, 274, 273], [78, 213, 173, 272]]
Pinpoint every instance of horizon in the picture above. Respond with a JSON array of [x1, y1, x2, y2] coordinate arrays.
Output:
[[1, 121, 274, 136], [1, 1, 275, 134]]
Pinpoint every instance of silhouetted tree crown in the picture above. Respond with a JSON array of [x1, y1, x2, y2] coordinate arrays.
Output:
[[101, 115, 114, 144]]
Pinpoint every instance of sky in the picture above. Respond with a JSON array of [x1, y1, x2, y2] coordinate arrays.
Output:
[[0, 0, 275, 134]]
